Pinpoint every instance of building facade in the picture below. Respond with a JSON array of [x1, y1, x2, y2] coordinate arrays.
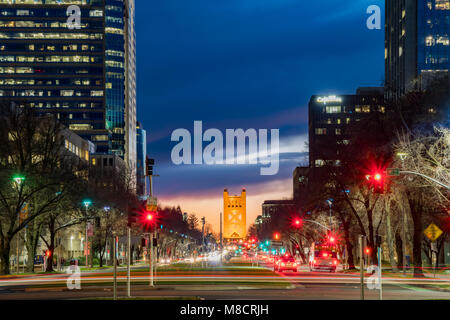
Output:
[[308, 89, 385, 169], [261, 200, 295, 220], [223, 188, 246, 242], [0, 0, 136, 174], [136, 121, 146, 198], [385, 0, 450, 97]]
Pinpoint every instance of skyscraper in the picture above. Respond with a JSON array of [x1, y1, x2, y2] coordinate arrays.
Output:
[[136, 121, 147, 199], [308, 88, 385, 169], [385, 0, 449, 98], [0, 0, 136, 173]]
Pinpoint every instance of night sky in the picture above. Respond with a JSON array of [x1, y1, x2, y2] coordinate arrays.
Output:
[[135, 0, 385, 232]]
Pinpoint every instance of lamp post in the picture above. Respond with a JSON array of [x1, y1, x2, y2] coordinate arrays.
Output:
[[326, 199, 333, 231], [13, 175, 25, 273], [83, 199, 92, 268]]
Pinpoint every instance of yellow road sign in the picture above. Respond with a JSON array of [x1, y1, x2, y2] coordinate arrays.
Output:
[[424, 223, 443, 242], [19, 203, 29, 223]]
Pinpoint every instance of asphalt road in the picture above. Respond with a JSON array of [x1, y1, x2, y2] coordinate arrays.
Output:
[[0, 264, 449, 300]]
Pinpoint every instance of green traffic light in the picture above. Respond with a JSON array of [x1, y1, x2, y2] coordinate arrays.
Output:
[[83, 199, 92, 207]]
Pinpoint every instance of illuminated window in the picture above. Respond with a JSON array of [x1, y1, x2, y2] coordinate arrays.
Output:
[[315, 128, 327, 135], [315, 160, 325, 167], [325, 106, 341, 114]]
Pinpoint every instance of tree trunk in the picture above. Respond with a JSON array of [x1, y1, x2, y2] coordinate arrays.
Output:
[[345, 234, 356, 270], [45, 224, 56, 272], [25, 220, 42, 273], [408, 193, 424, 278], [342, 218, 355, 269], [368, 218, 378, 264], [395, 232, 404, 270], [0, 236, 12, 275], [385, 209, 398, 271]]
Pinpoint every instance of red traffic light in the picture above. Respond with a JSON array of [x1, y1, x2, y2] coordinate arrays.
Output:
[[329, 236, 335, 243], [273, 233, 280, 240], [146, 213, 153, 221], [365, 247, 371, 255], [374, 173, 382, 181], [45, 250, 51, 257]]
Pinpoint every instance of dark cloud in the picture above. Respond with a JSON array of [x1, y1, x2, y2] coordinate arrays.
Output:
[[136, 0, 384, 199]]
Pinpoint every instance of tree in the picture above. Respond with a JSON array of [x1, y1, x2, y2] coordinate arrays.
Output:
[[391, 126, 449, 277], [0, 102, 83, 274]]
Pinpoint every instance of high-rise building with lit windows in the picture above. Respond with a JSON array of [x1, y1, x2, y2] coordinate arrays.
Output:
[[0, 0, 136, 176], [136, 121, 147, 199], [385, 0, 450, 98], [308, 88, 384, 169]]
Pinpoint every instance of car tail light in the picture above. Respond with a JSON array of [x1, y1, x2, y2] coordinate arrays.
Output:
[[333, 259, 338, 265], [293, 263, 297, 266], [281, 263, 285, 267], [323, 253, 328, 257], [313, 259, 316, 264]]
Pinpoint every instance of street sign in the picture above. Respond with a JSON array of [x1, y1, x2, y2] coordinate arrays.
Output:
[[19, 203, 29, 223], [387, 168, 400, 176], [424, 223, 443, 242], [146, 196, 158, 212], [270, 240, 283, 247]]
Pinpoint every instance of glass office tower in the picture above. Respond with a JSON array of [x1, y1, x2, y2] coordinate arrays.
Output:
[[385, 0, 449, 98], [0, 0, 136, 172], [136, 121, 146, 199], [417, 0, 450, 83]]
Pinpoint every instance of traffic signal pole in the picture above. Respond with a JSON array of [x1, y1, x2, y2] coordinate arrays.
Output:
[[359, 235, 365, 300], [150, 233, 154, 286], [127, 226, 131, 297], [113, 235, 117, 300], [378, 246, 382, 300]]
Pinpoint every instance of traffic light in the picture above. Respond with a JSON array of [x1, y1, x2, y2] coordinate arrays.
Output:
[[367, 171, 385, 194], [146, 158, 155, 176], [292, 217, 302, 228], [273, 232, 280, 240], [45, 250, 51, 257]]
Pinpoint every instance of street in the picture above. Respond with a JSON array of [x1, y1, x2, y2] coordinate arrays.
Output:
[[0, 260, 449, 300]]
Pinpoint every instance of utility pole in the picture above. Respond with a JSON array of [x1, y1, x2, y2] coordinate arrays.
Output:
[[403, 209, 407, 275], [16, 232, 19, 273], [378, 246, 382, 300], [359, 235, 365, 300], [113, 235, 117, 300], [127, 226, 131, 297], [150, 233, 154, 286], [220, 212, 223, 262], [201, 217, 206, 267], [85, 217, 88, 268]]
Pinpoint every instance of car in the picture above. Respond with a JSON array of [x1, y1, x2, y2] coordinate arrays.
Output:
[[274, 255, 298, 272]]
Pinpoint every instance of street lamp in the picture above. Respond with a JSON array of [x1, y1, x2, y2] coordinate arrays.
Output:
[[82, 199, 92, 267], [12, 174, 25, 187], [326, 199, 333, 231]]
